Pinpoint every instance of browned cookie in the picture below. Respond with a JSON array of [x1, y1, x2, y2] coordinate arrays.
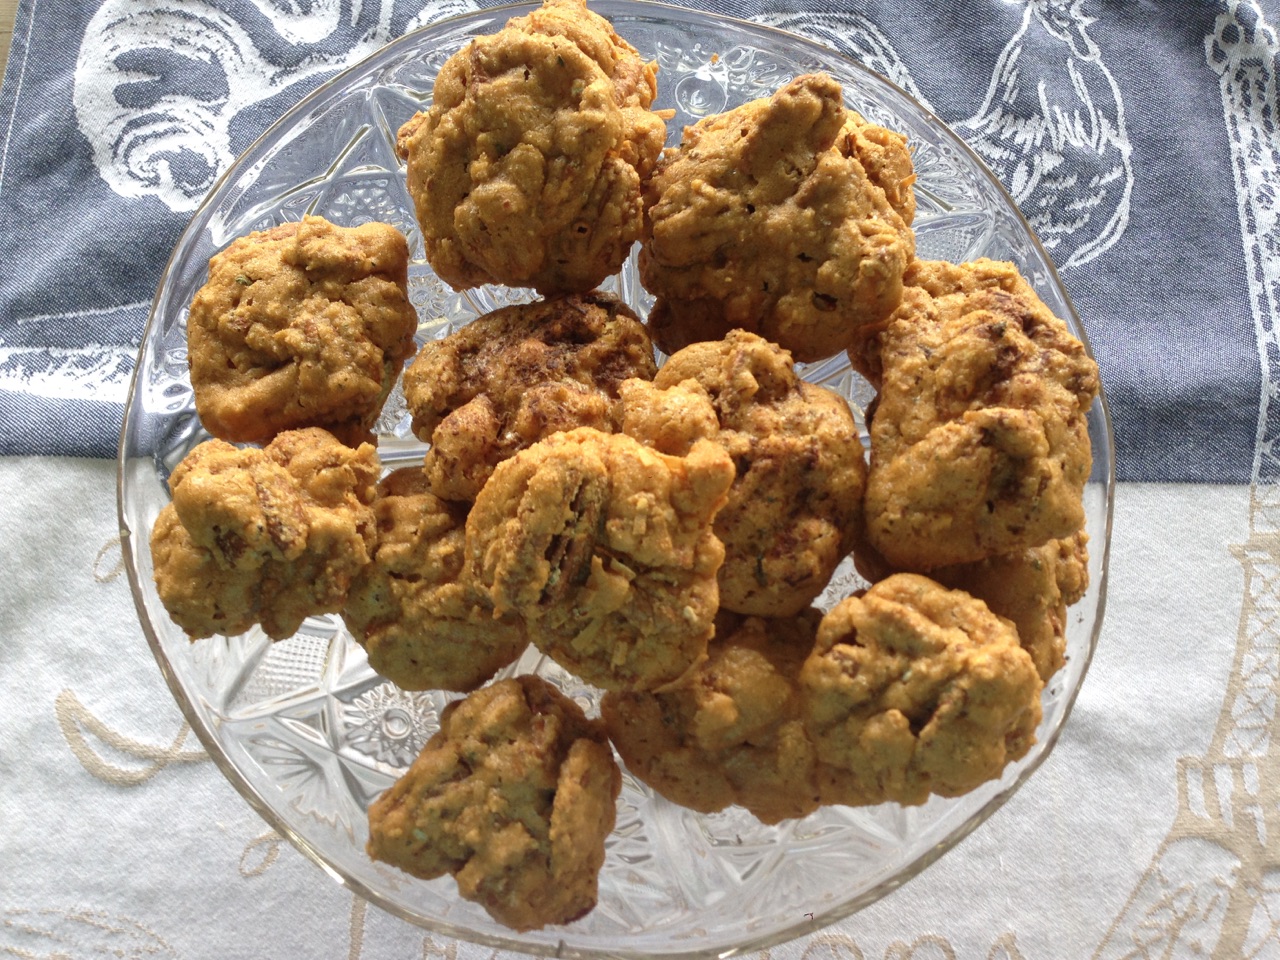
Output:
[[931, 531, 1089, 682], [150, 428, 379, 639], [648, 331, 867, 617], [366, 676, 621, 931], [402, 293, 656, 502], [187, 216, 417, 446], [397, 0, 666, 294], [801, 574, 1043, 806], [466, 428, 734, 692], [602, 610, 823, 824], [860, 258, 1099, 570], [342, 468, 526, 692], [640, 73, 915, 363]]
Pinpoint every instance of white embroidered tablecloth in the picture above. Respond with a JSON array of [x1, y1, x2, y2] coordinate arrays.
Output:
[[2, 1, 1278, 957], [3, 464, 1260, 958]]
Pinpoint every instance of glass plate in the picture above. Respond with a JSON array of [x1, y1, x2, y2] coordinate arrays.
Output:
[[117, 3, 1115, 957]]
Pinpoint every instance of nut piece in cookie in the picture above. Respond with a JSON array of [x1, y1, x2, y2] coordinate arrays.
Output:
[[860, 258, 1100, 570], [403, 293, 657, 502], [801, 573, 1043, 806], [640, 72, 915, 363], [366, 676, 621, 931], [150, 428, 379, 640], [466, 428, 735, 692], [342, 468, 526, 692], [931, 531, 1089, 682], [187, 216, 418, 446], [645, 331, 867, 617], [603, 610, 823, 824], [397, 0, 666, 294]]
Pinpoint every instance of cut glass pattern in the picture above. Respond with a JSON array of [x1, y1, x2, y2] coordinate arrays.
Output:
[[118, 5, 1113, 958]]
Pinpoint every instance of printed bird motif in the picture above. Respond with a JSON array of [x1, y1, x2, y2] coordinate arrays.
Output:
[[761, 0, 1133, 271], [755, 10, 933, 109], [955, 0, 1133, 269]]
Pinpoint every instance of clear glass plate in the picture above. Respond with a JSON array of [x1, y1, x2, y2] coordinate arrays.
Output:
[[117, 3, 1115, 957]]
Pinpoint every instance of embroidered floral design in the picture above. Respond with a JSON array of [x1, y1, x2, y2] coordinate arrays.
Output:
[[55, 688, 206, 786]]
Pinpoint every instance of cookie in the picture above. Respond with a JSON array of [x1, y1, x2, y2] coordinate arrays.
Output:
[[640, 72, 915, 363], [151, 428, 379, 639], [187, 216, 417, 445], [366, 676, 621, 930], [801, 573, 1043, 805], [342, 468, 526, 691]]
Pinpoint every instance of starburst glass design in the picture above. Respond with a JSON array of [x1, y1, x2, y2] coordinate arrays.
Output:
[[339, 684, 441, 769]]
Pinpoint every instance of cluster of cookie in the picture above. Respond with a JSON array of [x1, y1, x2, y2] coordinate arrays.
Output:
[[154, 215, 415, 642], [149, 0, 1101, 934]]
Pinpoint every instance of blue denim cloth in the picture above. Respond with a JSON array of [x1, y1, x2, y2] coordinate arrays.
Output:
[[0, 0, 1274, 480]]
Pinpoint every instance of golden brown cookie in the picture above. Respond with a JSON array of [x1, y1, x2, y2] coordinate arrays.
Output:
[[930, 532, 1089, 682], [397, 0, 666, 294], [602, 610, 823, 824], [647, 331, 867, 617], [800, 573, 1043, 806], [342, 468, 526, 692], [402, 293, 657, 502], [507, 0, 659, 112], [366, 676, 621, 931], [616, 376, 719, 456], [150, 428, 379, 639], [860, 258, 1099, 570], [640, 72, 915, 363], [187, 216, 418, 446], [466, 427, 734, 691]]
